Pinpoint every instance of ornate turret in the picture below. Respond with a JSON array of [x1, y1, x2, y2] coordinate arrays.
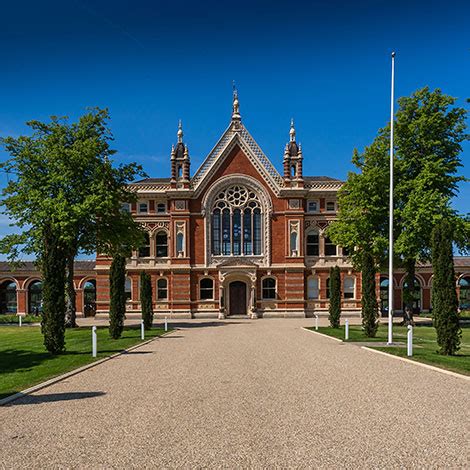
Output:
[[283, 119, 303, 186], [231, 82, 242, 130], [171, 120, 190, 188]]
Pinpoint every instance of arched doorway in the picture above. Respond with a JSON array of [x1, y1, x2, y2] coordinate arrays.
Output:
[[0, 280, 17, 314], [459, 276, 470, 311], [83, 280, 96, 317], [380, 276, 389, 317], [229, 281, 247, 316], [28, 280, 42, 315]]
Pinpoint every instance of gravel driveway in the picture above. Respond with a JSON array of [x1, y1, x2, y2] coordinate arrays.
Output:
[[0, 318, 469, 468]]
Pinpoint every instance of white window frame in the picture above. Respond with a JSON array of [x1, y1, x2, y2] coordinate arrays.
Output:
[[307, 200, 319, 213]]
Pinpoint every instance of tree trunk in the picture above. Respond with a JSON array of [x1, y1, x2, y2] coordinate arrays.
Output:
[[402, 258, 415, 326], [64, 250, 77, 328]]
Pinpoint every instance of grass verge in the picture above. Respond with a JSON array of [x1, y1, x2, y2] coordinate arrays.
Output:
[[0, 325, 167, 399], [309, 324, 470, 376], [0, 314, 40, 324]]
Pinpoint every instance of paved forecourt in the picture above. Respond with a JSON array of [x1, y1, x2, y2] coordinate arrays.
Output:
[[0, 318, 468, 468]]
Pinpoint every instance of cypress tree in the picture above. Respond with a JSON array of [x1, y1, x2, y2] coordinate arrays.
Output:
[[361, 251, 379, 337], [41, 229, 67, 354], [431, 220, 461, 355], [140, 271, 154, 330], [109, 254, 126, 339], [328, 266, 341, 328]]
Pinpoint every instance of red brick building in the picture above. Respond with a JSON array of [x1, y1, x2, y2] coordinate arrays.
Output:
[[1, 94, 469, 318]]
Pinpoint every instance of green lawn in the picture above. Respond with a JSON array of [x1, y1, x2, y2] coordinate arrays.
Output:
[[310, 324, 470, 376], [0, 325, 167, 399]]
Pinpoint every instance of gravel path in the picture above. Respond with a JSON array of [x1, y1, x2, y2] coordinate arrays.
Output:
[[1, 319, 469, 469]]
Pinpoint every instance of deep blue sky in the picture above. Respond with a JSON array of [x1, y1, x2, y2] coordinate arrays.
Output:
[[0, 0, 469, 253]]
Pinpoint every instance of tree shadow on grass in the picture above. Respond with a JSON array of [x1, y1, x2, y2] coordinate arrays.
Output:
[[0, 349, 53, 375], [5, 391, 106, 405]]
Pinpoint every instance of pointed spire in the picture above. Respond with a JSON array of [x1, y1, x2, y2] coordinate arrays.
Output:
[[232, 81, 241, 121], [290, 118, 296, 142], [177, 119, 183, 143]]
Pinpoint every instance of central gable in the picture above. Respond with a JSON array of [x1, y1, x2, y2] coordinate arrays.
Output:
[[191, 123, 283, 198]]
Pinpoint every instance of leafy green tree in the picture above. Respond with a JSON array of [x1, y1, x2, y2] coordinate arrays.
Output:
[[328, 87, 468, 325], [394, 88, 468, 320], [431, 220, 461, 355], [0, 109, 145, 336], [109, 254, 126, 339], [328, 266, 341, 328], [361, 251, 379, 337], [140, 271, 154, 330]]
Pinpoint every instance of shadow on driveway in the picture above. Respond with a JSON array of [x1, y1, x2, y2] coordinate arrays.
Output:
[[6, 391, 106, 406]]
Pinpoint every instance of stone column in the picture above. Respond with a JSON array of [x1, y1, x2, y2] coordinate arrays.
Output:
[[250, 276, 257, 319], [218, 283, 225, 319]]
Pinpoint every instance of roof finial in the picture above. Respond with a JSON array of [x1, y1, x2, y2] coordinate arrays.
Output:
[[177, 119, 183, 143], [290, 118, 296, 142], [232, 81, 241, 121]]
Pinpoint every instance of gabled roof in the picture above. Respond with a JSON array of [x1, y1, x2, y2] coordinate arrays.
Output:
[[190, 121, 285, 196]]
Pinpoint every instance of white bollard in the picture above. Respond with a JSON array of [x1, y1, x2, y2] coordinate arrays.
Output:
[[19, 315, 22, 327], [92, 326, 97, 358], [345, 319, 349, 340], [165, 316, 168, 332], [407, 325, 413, 357], [141, 320, 145, 340], [315, 315, 318, 331]]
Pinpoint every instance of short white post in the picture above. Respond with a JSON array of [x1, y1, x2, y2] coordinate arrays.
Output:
[[19, 315, 22, 327], [92, 326, 97, 358], [141, 320, 145, 340], [164, 316, 168, 332], [407, 325, 413, 357], [345, 319, 349, 340], [315, 315, 318, 331]]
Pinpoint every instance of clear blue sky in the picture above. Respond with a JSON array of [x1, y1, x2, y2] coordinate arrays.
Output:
[[0, 0, 468, 254]]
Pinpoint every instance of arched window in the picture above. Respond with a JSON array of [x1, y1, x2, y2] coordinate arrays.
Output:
[[380, 276, 389, 316], [28, 280, 42, 314], [306, 230, 319, 256], [291, 165, 296, 178], [176, 232, 184, 255], [0, 280, 17, 314], [324, 236, 337, 256], [200, 278, 214, 300], [177, 165, 183, 178], [458, 276, 470, 310], [156, 231, 168, 257], [125, 277, 132, 301], [157, 278, 168, 300], [138, 233, 151, 258], [307, 277, 319, 300], [290, 231, 298, 256], [403, 277, 421, 312], [211, 185, 262, 256], [83, 280, 96, 317], [262, 277, 276, 299], [343, 276, 355, 299]]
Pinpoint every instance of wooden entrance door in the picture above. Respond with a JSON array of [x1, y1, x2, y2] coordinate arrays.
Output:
[[229, 281, 247, 315]]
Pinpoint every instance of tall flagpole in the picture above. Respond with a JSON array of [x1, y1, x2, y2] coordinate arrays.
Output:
[[387, 51, 396, 345]]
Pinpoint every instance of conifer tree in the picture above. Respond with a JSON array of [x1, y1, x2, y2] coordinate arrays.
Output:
[[41, 228, 67, 354], [431, 220, 461, 355], [361, 251, 379, 337], [140, 271, 154, 330], [328, 266, 341, 328], [109, 254, 126, 339]]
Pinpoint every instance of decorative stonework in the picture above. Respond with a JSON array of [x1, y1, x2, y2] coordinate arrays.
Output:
[[174, 200, 186, 210], [288, 199, 301, 209], [142, 221, 170, 234]]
